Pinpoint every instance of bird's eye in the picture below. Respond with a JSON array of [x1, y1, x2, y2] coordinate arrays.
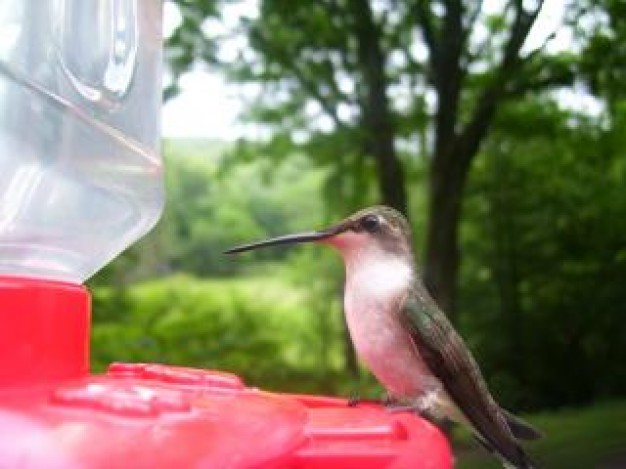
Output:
[[360, 214, 380, 232]]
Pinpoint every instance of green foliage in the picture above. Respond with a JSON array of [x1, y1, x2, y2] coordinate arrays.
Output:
[[92, 274, 353, 394], [574, 0, 626, 109], [460, 99, 626, 410], [167, 0, 591, 322]]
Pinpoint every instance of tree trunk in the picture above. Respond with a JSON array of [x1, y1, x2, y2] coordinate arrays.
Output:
[[423, 107, 500, 319], [350, 0, 407, 214], [418, 1, 545, 320], [419, 0, 465, 317], [369, 126, 407, 214], [423, 149, 468, 318]]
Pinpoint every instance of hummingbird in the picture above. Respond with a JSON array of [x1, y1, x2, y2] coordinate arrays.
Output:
[[225, 206, 542, 468]]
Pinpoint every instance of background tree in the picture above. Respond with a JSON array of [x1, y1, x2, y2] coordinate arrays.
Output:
[[460, 97, 626, 409], [166, 0, 576, 318]]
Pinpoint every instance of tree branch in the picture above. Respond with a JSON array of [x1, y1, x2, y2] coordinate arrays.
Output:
[[433, 0, 466, 159], [464, 0, 484, 38], [291, 63, 348, 130], [502, 0, 545, 69], [347, 0, 408, 212], [460, 0, 484, 68], [411, 1, 438, 66], [505, 56, 575, 97], [457, 0, 546, 167], [252, 29, 348, 130]]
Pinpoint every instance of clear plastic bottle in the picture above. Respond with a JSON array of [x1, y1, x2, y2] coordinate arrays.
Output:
[[0, 0, 164, 283]]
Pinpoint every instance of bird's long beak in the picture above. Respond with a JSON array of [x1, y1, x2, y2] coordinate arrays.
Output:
[[224, 222, 350, 254]]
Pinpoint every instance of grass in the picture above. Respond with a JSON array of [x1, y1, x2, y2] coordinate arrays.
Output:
[[455, 400, 626, 468]]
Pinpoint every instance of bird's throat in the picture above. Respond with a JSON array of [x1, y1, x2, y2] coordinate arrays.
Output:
[[343, 250, 413, 301]]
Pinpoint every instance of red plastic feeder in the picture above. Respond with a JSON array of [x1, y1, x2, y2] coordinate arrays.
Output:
[[0, 277, 452, 468]]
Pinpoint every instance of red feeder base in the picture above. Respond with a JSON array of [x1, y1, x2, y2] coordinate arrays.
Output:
[[0, 277, 452, 468]]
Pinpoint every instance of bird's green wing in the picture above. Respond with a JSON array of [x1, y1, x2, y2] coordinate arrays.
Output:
[[399, 286, 533, 468]]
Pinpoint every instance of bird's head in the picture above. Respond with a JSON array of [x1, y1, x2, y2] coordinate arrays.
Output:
[[225, 206, 414, 268]]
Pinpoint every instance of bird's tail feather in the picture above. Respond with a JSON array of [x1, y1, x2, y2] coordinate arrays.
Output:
[[435, 395, 540, 467], [501, 408, 543, 441]]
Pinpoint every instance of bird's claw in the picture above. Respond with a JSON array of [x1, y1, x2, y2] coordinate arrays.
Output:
[[384, 403, 422, 414], [383, 396, 432, 415], [347, 394, 361, 407], [347, 392, 394, 408]]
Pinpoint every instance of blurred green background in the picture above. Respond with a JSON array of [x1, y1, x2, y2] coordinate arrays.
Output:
[[90, 1, 626, 467]]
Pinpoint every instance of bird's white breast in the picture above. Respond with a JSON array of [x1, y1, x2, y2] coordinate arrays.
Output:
[[345, 256, 412, 307], [343, 254, 436, 398]]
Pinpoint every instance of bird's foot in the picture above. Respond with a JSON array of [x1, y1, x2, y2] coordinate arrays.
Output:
[[384, 403, 421, 413], [347, 392, 394, 408], [384, 392, 439, 416], [384, 402, 444, 428]]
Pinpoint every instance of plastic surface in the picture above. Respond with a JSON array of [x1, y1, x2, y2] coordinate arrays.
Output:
[[0, 0, 164, 282], [0, 276, 89, 385], [0, 277, 453, 468]]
